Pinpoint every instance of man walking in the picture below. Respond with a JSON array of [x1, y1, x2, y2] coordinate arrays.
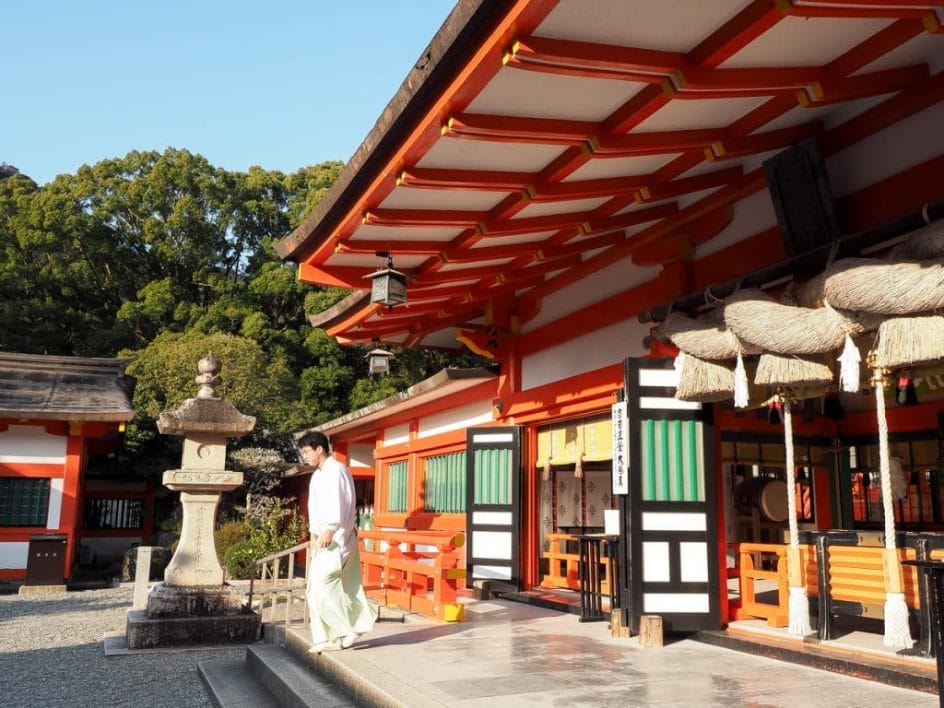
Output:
[[298, 431, 375, 652]]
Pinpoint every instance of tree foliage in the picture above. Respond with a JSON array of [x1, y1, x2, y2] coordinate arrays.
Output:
[[0, 147, 487, 477]]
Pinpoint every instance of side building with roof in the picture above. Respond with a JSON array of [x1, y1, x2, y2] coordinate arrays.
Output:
[[0, 353, 139, 584]]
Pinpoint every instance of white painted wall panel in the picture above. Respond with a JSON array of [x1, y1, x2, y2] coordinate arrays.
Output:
[[827, 100, 944, 199], [418, 400, 493, 439], [0, 542, 29, 569], [642, 512, 707, 532], [525, 260, 660, 331], [644, 593, 711, 613], [643, 541, 671, 582], [46, 478, 64, 529], [472, 531, 512, 559], [472, 564, 512, 580], [694, 190, 778, 260], [680, 542, 710, 583], [0, 425, 67, 464], [521, 320, 649, 390], [472, 511, 513, 526], [347, 442, 374, 470], [383, 423, 410, 447]]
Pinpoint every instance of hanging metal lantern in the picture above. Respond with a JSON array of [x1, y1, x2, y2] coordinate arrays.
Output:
[[366, 348, 394, 376], [366, 252, 407, 308]]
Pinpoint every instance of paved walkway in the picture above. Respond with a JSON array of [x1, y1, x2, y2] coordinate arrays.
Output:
[[290, 597, 939, 708]]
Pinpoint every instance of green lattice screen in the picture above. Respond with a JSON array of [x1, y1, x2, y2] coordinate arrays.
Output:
[[473, 448, 511, 505], [423, 451, 466, 513], [386, 460, 408, 513], [0, 477, 50, 526], [640, 419, 705, 502]]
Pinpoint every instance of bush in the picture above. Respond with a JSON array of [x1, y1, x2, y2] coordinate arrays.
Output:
[[215, 499, 303, 580]]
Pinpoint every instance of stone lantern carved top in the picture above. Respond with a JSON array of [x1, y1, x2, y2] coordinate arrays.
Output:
[[156, 356, 256, 438], [196, 353, 222, 399]]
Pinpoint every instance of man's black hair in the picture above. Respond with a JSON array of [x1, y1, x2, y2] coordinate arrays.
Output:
[[298, 430, 330, 454]]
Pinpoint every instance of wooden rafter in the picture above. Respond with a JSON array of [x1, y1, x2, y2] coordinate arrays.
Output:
[[300, 0, 943, 344]]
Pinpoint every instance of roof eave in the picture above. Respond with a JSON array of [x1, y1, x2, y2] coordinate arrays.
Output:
[[275, 0, 506, 263], [294, 366, 498, 438], [309, 289, 372, 329]]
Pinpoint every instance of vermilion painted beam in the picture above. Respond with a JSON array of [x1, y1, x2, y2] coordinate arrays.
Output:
[[686, 0, 787, 69], [362, 208, 488, 228], [443, 113, 596, 145], [787, 4, 930, 19], [795, 0, 942, 7], [299, 263, 375, 288], [591, 128, 721, 156], [630, 205, 733, 266], [710, 122, 824, 160], [640, 166, 744, 202], [397, 167, 533, 191], [800, 64, 930, 106], [294, 0, 553, 264], [586, 203, 680, 233], [505, 35, 684, 82], [827, 19, 927, 76], [438, 241, 547, 264], [824, 71, 944, 154], [530, 175, 648, 200], [603, 84, 672, 135], [533, 230, 627, 261], [675, 66, 824, 94], [337, 239, 453, 255]]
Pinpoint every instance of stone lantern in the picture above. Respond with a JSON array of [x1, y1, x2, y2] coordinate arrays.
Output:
[[126, 354, 260, 648]]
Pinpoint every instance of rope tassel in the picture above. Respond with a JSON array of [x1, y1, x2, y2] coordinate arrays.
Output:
[[734, 352, 749, 408], [838, 334, 861, 393]]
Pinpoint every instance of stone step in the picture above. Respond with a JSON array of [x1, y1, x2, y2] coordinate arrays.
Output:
[[246, 644, 356, 708], [199, 644, 356, 708], [198, 658, 279, 708]]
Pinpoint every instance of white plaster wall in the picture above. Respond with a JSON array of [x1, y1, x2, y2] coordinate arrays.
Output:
[[826, 98, 944, 199], [348, 442, 375, 469], [46, 478, 64, 529], [524, 259, 661, 332], [0, 542, 29, 569], [383, 423, 410, 447], [694, 190, 779, 259], [522, 318, 649, 390], [0, 425, 67, 464], [417, 400, 494, 439]]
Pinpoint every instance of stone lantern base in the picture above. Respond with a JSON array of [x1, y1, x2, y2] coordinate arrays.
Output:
[[126, 584, 260, 649]]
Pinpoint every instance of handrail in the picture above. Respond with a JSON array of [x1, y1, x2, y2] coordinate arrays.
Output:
[[247, 528, 469, 628], [247, 540, 311, 631]]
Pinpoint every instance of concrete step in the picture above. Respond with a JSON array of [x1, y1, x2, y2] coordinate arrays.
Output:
[[246, 644, 356, 708], [198, 658, 280, 708], [199, 644, 356, 708]]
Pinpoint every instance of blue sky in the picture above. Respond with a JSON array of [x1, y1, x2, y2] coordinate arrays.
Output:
[[5, 1, 456, 185]]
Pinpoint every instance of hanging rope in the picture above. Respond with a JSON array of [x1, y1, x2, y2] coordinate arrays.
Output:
[[783, 394, 799, 551], [875, 373, 896, 551], [873, 367, 914, 648]]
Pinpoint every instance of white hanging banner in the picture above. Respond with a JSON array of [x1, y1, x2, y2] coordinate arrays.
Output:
[[611, 400, 629, 495]]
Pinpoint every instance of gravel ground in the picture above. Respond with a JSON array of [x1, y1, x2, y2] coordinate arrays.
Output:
[[0, 585, 247, 708]]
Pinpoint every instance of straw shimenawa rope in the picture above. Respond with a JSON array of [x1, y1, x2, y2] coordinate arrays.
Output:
[[674, 352, 735, 403], [723, 288, 877, 354], [889, 218, 944, 260], [656, 310, 759, 360], [823, 258, 944, 315], [657, 311, 758, 406], [723, 287, 881, 393], [871, 315, 944, 370]]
